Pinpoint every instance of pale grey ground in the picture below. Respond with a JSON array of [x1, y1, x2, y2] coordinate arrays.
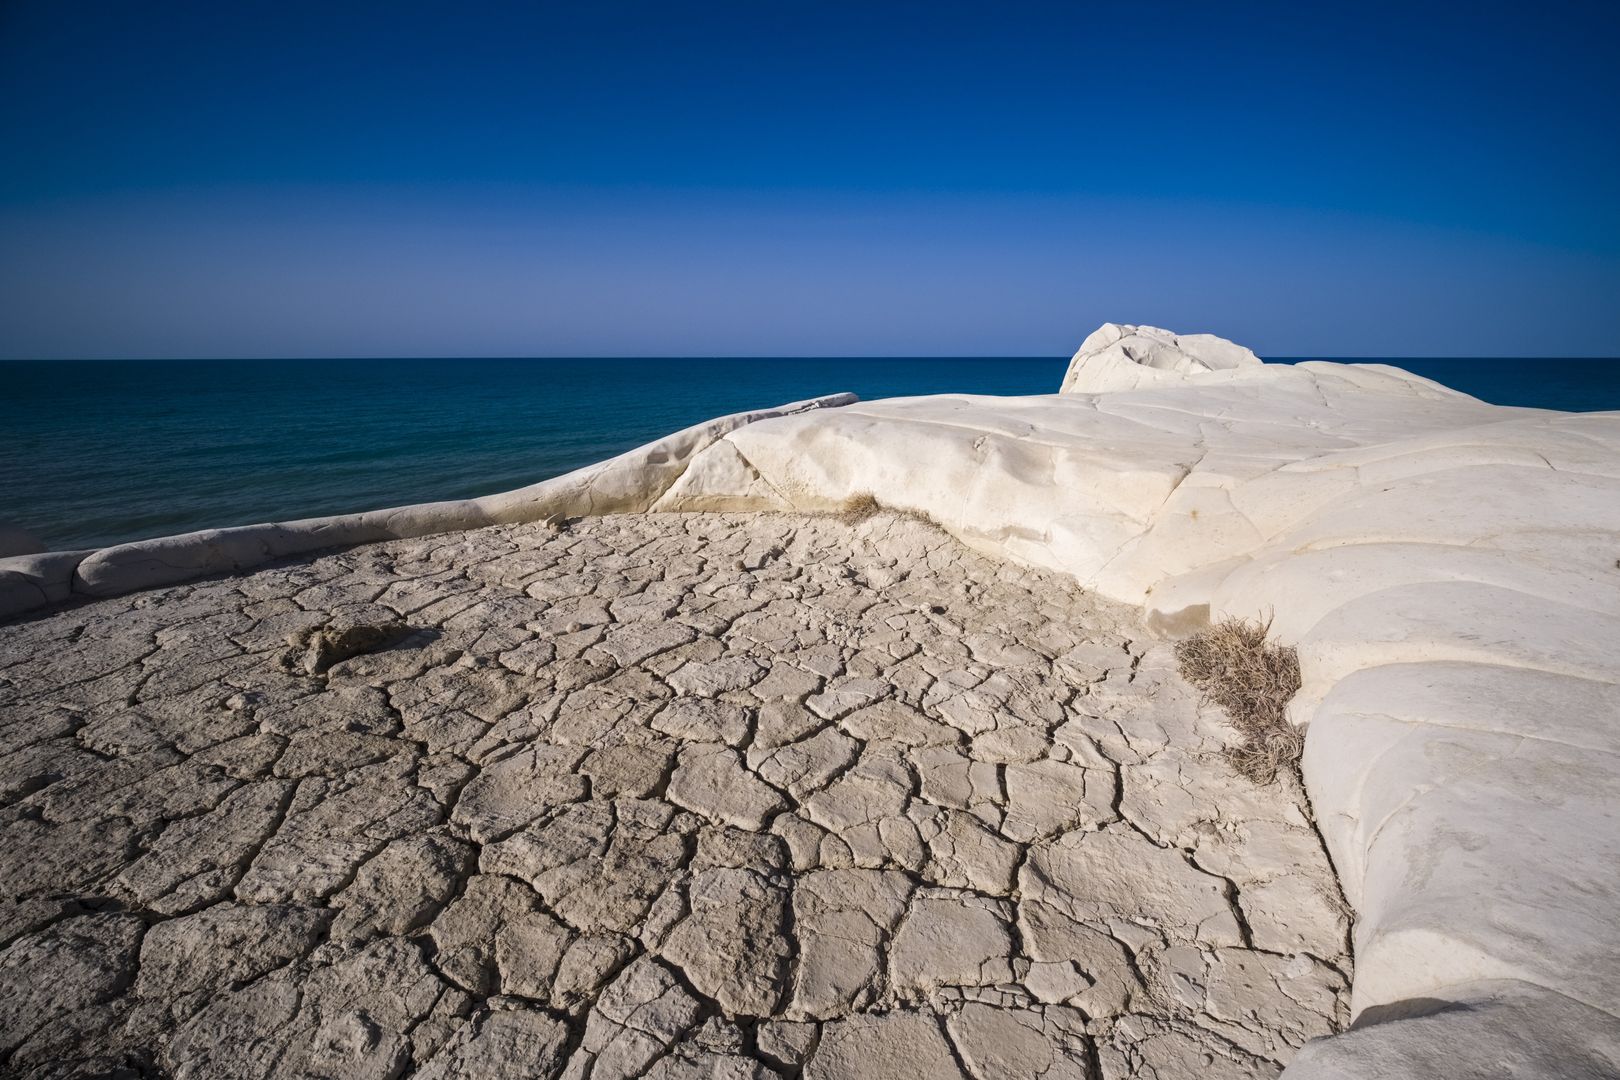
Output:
[[0, 512, 1351, 1079]]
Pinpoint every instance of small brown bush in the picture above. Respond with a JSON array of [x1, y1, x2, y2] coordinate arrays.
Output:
[[832, 492, 943, 532], [1175, 619, 1303, 784], [835, 492, 882, 523]]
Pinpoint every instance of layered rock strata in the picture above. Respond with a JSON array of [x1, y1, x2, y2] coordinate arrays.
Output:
[[1057, 323, 1263, 394], [0, 393, 856, 619], [3, 325, 1617, 1076], [655, 337, 1620, 1079]]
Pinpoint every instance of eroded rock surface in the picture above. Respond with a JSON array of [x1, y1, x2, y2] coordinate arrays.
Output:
[[0, 512, 1350, 1078]]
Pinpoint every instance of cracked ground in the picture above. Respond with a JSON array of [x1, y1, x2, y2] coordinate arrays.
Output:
[[0, 512, 1351, 1079]]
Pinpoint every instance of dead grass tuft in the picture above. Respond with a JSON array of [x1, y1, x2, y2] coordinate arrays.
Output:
[[832, 492, 944, 532], [1175, 618, 1303, 784], [835, 492, 883, 524], [892, 506, 943, 530]]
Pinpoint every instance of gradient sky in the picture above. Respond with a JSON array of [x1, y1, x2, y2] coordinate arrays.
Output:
[[2, 0, 1617, 358]]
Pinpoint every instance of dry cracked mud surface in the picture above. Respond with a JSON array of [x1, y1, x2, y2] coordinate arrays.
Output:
[[0, 512, 1352, 1079]]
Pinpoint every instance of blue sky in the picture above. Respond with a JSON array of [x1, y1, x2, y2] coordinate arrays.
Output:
[[1, 0, 1616, 358]]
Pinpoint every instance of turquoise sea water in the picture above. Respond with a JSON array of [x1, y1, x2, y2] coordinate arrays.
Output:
[[3, 356, 1617, 552]]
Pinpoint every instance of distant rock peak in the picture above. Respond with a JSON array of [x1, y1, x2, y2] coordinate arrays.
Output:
[[1060, 323, 1263, 394]]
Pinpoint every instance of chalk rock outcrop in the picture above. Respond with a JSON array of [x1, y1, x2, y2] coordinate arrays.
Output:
[[3, 322, 1617, 1078], [656, 329, 1620, 1078], [0, 393, 855, 620], [1059, 322, 1262, 394]]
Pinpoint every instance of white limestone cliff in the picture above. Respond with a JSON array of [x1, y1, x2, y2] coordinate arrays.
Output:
[[0, 393, 856, 616], [1059, 322, 1263, 394], [2, 327, 1617, 1076], [655, 334, 1620, 1078]]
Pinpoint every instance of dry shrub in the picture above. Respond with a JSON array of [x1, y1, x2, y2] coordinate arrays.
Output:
[[835, 492, 882, 523], [1175, 619, 1303, 784], [833, 492, 944, 531], [895, 506, 942, 529]]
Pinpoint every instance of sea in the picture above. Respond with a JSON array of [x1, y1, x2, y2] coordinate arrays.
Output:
[[3, 356, 1617, 552]]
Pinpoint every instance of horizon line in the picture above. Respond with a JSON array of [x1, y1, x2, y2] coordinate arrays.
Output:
[[4, 354, 1619, 363]]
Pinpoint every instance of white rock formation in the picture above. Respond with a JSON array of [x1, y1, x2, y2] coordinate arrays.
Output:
[[0, 393, 854, 617], [2, 324, 1617, 1077], [1059, 323, 1262, 394], [653, 332, 1620, 1078]]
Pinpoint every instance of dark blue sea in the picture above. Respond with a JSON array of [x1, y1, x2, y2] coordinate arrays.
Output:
[[3, 356, 1617, 552]]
